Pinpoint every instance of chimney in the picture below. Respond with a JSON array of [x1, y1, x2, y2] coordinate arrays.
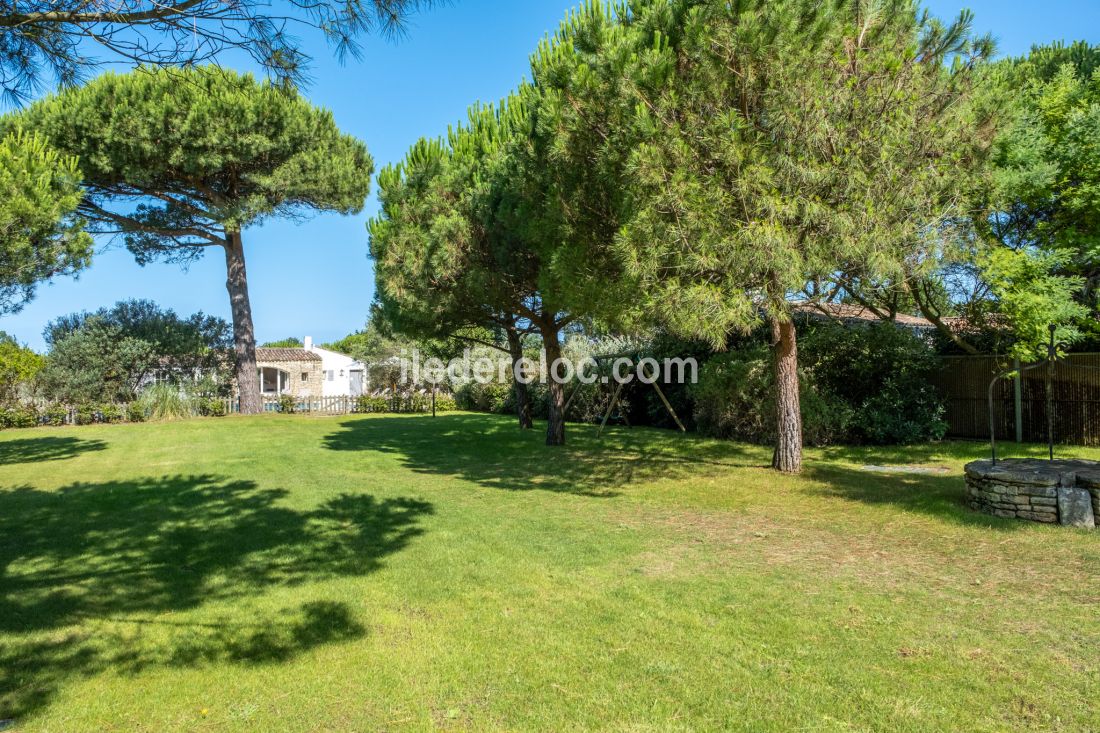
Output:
[[304, 336, 313, 351]]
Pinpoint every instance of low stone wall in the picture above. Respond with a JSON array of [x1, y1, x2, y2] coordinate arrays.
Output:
[[964, 459, 1099, 529]]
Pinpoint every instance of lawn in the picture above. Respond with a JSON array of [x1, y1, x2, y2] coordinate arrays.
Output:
[[0, 412, 1097, 732]]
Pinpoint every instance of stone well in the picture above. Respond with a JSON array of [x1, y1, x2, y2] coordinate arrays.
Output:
[[964, 459, 1099, 529]]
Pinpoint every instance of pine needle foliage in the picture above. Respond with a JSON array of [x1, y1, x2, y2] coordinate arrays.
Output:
[[0, 0, 440, 106], [6, 66, 373, 413], [0, 131, 92, 315]]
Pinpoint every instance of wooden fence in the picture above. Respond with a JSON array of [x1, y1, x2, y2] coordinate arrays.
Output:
[[2, 391, 448, 431], [241, 395, 359, 415], [1, 400, 134, 427], [930, 353, 1100, 445], [222, 392, 440, 416]]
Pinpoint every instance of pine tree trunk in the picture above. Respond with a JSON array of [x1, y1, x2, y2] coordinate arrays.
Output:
[[542, 325, 566, 446], [506, 327, 533, 430], [770, 312, 802, 473], [224, 230, 261, 415]]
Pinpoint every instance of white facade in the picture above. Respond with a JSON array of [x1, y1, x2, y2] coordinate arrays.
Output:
[[304, 336, 367, 397]]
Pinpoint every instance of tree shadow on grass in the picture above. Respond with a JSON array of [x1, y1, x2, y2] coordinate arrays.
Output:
[[816, 441, 990, 466], [806, 442, 1063, 529], [802, 461, 1030, 531], [0, 436, 107, 465], [322, 413, 770, 497], [0, 474, 433, 721]]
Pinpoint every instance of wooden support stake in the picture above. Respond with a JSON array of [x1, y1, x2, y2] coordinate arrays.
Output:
[[1013, 357, 1023, 443], [562, 382, 583, 417], [652, 382, 687, 432], [597, 380, 626, 439]]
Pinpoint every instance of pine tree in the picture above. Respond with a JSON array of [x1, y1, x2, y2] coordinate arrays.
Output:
[[541, 0, 992, 471], [472, 94, 582, 444], [8, 67, 373, 413], [370, 109, 540, 430], [371, 93, 583, 444], [0, 130, 92, 315]]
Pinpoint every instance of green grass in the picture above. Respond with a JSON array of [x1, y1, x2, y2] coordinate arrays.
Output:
[[0, 413, 1096, 732]]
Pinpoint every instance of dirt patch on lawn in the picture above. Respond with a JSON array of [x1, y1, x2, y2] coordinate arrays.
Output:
[[620, 506, 1097, 602]]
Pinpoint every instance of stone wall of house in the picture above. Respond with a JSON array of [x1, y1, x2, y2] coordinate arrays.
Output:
[[965, 459, 1099, 529]]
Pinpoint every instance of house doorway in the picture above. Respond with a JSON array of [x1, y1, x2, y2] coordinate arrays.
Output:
[[349, 369, 364, 396]]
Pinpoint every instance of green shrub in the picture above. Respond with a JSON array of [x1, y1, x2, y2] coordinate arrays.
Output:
[[693, 348, 773, 443], [454, 382, 513, 414], [69, 402, 125, 424], [0, 403, 38, 429], [126, 402, 146, 423], [692, 321, 946, 446], [277, 394, 297, 414], [355, 395, 389, 413], [799, 385, 855, 447], [859, 382, 947, 444], [452, 383, 476, 411], [42, 404, 69, 426], [73, 403, 97, 425], [99, 403, 123, 423], [198, 397, 226, 417], [691, 347, 851, 447], [799, 321, 946, 444], [455, 374, 638, 426], [354, 392, 455, 414]]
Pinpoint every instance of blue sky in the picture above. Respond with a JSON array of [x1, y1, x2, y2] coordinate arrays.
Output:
[[5, 0, 1100, 351]]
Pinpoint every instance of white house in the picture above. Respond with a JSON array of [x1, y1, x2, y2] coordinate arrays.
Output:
[[304, 336, 367, 396]]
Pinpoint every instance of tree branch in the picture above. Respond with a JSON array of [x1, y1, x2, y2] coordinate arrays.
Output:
[[907, 277, 981, 354], [0, 1, 208, 28], [79, 200, 224, 246]]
